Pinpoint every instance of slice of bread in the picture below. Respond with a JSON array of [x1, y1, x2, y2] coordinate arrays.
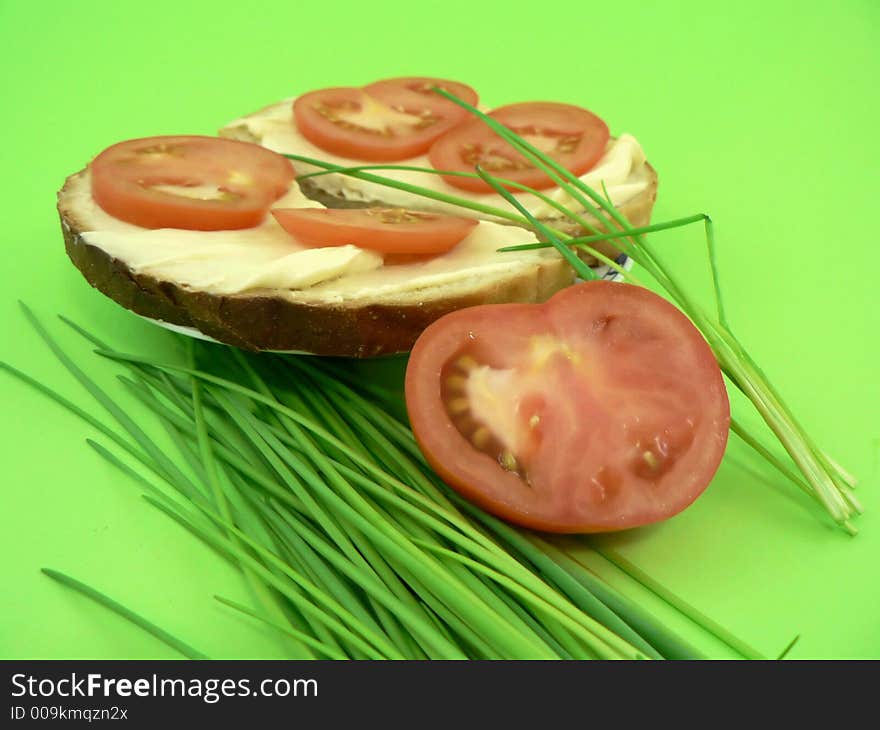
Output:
[[59, 98, 657, 357], [58, 170, 573, 356]]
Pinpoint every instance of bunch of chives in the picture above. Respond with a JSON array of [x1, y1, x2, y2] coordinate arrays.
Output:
[[3, 304, 759, 660]]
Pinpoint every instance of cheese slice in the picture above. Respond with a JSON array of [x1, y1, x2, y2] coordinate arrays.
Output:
[[66, 172, 559, 302]]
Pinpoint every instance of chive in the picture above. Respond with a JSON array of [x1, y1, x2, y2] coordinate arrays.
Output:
[[253, 501, 424, 660], [41, 569, 208, 659], [86, 438, 232, 571], [296, 161, 600, 234], [702, 215, 729, 329], [92, 355, 468, 522], [324, 460, 637, 657], [17, 353, 328, 659], [281, 356, 426, 463], [496, 214, 708, 252], [254, 376, 486, 652], [237, 458, 466, 660], [776, 634, 801, 660], [413, 539, 643, 660], [144, 490, 398, 660], [85, 438, 164, 497], [470, 166, 595, 281], [191, 358, 281, 551], [189, 349, 315, 659], [591, 547, 766, 660], [214, 595, 347, 660], [211, 388, 396, 593], [209, 397, 395, 659], [117, 377, 210, 495], [224, 497, 364, 660], [473, 573, 578, 660], [451, 500, 673, 660], [225, 475, 352, 659], [730, 419, 821, 505], [118, 375, 313, 517], [523, 535, 702, 661]]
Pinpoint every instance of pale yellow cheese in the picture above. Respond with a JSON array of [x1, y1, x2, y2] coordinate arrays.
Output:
[[67, 171, 555, 301]]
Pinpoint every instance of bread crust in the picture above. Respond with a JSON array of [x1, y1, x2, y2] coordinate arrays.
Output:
[[58, 174, 574, 356]]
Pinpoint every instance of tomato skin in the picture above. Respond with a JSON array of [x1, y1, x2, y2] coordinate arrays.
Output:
[[90, 135, 295, 230], [405, 281, 730, 533], [428, 102, 610, 193], [272, 208, 478, 254], [293, 78, 478, 161]]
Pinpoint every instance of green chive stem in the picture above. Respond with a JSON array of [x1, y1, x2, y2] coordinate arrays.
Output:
[[41, 569, 208, 659]]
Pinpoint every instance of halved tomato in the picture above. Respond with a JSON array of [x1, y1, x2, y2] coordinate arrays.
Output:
[[90, 135, 295, 230], [293, 77, 478, 161], [272, 207, 478, 254], [428, 102, 610, 193], [405, 281, 730, 533]]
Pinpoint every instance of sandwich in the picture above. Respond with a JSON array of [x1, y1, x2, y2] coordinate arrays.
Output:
[[58, 77, 657, 356]]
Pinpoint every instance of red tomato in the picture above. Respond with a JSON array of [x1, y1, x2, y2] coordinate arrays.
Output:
[[90, 135, 295, 230], [428, 102, 610, 193], [272, 208, 478, 254], [405, 281, 730, 533], [293, 77, 478, 161]]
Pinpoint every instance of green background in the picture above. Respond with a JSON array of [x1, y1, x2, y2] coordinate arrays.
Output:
[[1, 0, 878, 659]]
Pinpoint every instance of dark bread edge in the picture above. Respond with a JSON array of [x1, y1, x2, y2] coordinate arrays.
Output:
[[59, 202, 573, 356]]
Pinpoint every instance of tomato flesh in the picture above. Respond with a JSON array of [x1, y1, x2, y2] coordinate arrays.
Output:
[[90, 135, 295, 230], [293, 78, 478, 161], [272, 207, 478, 254], [363, 76, 478, 125], [406, 281, 730, 533], [428, 102, 610, 193]]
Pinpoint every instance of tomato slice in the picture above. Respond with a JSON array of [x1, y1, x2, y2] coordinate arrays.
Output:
[[363, 76, 478, 124], [293, 77, 478, 161], [405, 281, 730, 533], [90, 135, 295, 230], [428, 102, 610, 193], [272, 208, 478, 254]]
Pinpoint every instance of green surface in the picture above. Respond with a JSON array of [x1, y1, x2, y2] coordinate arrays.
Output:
[[1, 1, 878, 659]]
